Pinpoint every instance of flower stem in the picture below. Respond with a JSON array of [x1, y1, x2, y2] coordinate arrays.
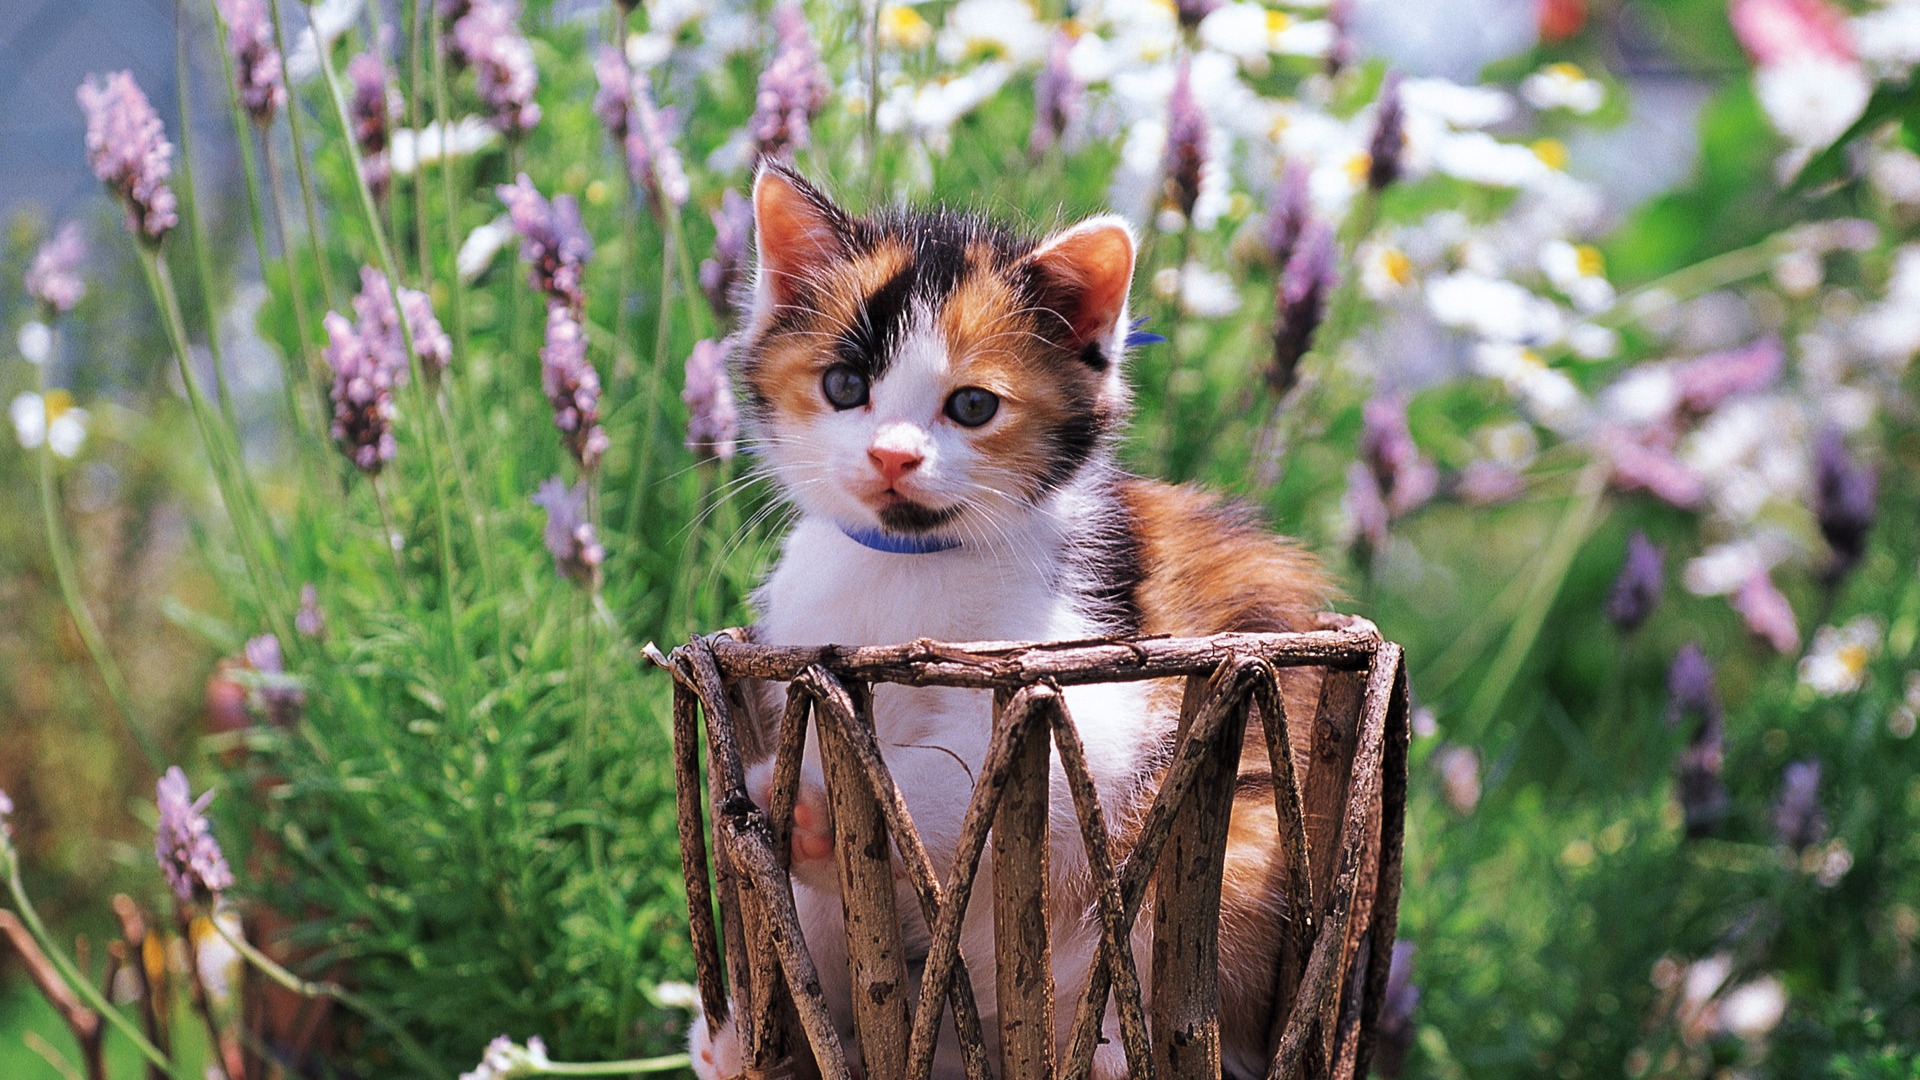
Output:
[[269, 0, 339, 309], [207, 916, 442, 1077], [173, 7, 241, 436], [33, 349, 161, 771], [527, 1055, 694, 1076], [3, 866, 189, 1080], [624, 221, 680, 536]]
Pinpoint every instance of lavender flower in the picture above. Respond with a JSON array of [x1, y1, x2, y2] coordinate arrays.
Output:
[[1375, 940, 1419, 1078], [296, 583, 326, 639], [531, 478, 604, 589], [1773, 759, 1826, 852], [26, 222, 88, 315], [1344, 461, 1390, 555], [323, 311, 399, 474], [1602, 429, 1707, 509], [1366, 73, 1406, 192], [593, 47, 632, 142], [1325, 0, 1354, 75], [155, 766, 235, 905], [1605, 531, 1665, 633], [497, 174, 593, 312], [1175, 0, 1223, 29], [700, 189, 753, 324], [217, 0, 287, 125], [347, 53, 401, 202], [1160, 59, 1207, 221], [540, 306, 609, 471], [1360, 395, 1438, 518], [1666, 643, 1721, 731], [684, 337, 738, 461], [1269, 220, 1336, 394], [1029, 30, 1081, 157], [1454, 460, 1526, 506], [244, 633, 306, 727], [1263, 161, 1311, 271], [352, 266, 453, 382], [452, 0, 541, 137], [627, 83, 689, 213], [0, 789, 13, 844], [1733, 568, 1800, 654], [77, 72, 178, 244], [1672, 337, 1783, 415], [1813, 428, 1876, 584], [750, 3, 831, 161]]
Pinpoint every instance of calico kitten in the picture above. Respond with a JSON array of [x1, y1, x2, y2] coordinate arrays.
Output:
[[689, 164, 1332, 1080]]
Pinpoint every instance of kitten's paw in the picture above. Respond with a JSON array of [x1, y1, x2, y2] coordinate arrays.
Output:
[[687, 1013, 742, 1080], [745, 760, 836, 867]]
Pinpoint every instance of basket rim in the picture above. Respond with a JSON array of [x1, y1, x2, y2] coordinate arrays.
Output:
[[661, 615, 1386, 690]]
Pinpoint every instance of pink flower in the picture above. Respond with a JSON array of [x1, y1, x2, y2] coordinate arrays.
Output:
[[77, 72, 178, 244], [217, 0, 287, 124], [1733, 568, 1800, 654], [749, 4, 830, 161], [1160, 58, 1207, 220], [531, 477, 604, 589], [156, 767, 235, 905], [1730, 0, 1854, 66], [1029, 30, 1081, 157], [541, 306, 609, 471], [700, 189, 753, 324], [1671, 337, 1783, 415], [347, 53, 402, 201], [1602, 428, 1707, 509], [26, 222, 88, 315], [351, 266, 452, 383], [498, 174, 593, 312], [683, 337, 738, 461], [323, 312, 399, 474], [452, 0, 540, 136]]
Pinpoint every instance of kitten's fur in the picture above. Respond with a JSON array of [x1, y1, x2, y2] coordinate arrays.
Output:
[[689, 165, 1332, 1080]]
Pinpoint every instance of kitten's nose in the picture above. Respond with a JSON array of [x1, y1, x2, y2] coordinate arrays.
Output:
[[868, 445, 923, 483]]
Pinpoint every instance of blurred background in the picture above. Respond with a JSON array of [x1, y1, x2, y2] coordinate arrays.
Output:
[[3, 0, 1917, 1076]]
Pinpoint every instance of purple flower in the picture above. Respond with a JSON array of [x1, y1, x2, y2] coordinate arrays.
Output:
[[541, 306, 610, 471], [1366, 72, 1405, 192], [1270, 220, 1336, 394], [1732, 568, 1800, 654], [593, 46, 632, 142], [497, 174, 593, 312], [1773, 759, 1826, 851], [452, 0, 540, 136], [1605, 531, 1665, 633], [749, 3, 830, 161], [1325, 0, 1354, 75], [1375, 940, 1418, 1078], [1666, 643, 1721, 731], [296, 583, 326, 639], [1175, 0, 1223, 28], [352, 266, 452, 383], [627, 83, 689, 213], [1602, 428, 1707, 509], [26, 222, 88, 315], [1344, 460, 1390, 555], [531, 477, 604, 589], [1029, 30, 1081, 157], [323, 311, 399, 475], [700, 189, 753, 324], [1160, 58, 1207, 221], [244, 633, 306, 727], [1454, 460, 1526, 506], [1813, 428, 1875, 583], [155, 767, 235, 905], [77, 72, 178, 244], [1671, 337, 1783, 415], [684, 337, 738, 461], [347, 53, 402, 201], [217, 0, 287, 125], [1263, 160, 1311, 270], [1360, 395, 1438, 518]]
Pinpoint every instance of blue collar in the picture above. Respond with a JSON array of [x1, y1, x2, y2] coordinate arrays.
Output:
[[840, 525, 962, 555]]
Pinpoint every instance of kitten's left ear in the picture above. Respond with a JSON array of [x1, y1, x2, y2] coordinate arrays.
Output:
[[751, 163, 853, 315], [1020, 215, 1137, 360]]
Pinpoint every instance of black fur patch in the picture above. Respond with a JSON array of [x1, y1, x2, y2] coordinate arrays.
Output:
[[1080, 490, 1144, 634], [877, 498, 963, 533]]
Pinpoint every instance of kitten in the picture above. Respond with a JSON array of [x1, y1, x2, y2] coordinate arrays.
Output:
[[689, 164, 1332, 1080]]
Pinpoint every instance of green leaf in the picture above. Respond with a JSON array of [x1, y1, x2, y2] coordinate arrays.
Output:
[[1788, 80, 1920, 196]]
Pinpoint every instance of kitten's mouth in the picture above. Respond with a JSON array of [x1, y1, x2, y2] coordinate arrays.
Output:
[[869, 492, 962, 534]]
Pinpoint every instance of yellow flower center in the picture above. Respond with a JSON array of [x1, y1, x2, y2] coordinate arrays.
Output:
[[42, 389, 75, 421], [1376, 247, 1413, 285], [1544, 61, 1586, 82], [880, 5, 933, 49], [1345, 151, 1372, 185], [1265, 10, 1293, 35], [1574, 244, 1605, 278], [1532, 138, 1569, 170], [1839, 643, 1870, 678]]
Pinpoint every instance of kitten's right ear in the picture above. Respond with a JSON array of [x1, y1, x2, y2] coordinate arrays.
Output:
[[1021, 215, 1137, 357], [751, 163, 850, 313]]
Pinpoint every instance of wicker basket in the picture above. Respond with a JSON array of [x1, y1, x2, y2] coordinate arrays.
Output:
[[653, 619, 1409, 1080]]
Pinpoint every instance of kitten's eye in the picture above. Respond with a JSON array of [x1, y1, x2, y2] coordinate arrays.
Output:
[[944, 387, 1000, 428], [821, 365, 869, 410]]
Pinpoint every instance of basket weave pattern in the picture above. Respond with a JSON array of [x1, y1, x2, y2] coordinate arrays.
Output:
[[657, 621, 1410, 1080]]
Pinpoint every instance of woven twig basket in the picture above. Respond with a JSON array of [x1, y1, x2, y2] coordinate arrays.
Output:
[[654, 618, 1409, 1080]]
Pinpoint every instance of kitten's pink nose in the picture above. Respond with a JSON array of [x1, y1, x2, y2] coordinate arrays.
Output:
[[868, 445, 922, 483]]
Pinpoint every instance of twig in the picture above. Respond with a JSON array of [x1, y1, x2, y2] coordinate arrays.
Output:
[[0, 910, 104, 1080]]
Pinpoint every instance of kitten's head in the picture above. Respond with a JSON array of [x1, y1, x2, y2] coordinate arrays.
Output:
[[736, 164, 1137, 546]]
